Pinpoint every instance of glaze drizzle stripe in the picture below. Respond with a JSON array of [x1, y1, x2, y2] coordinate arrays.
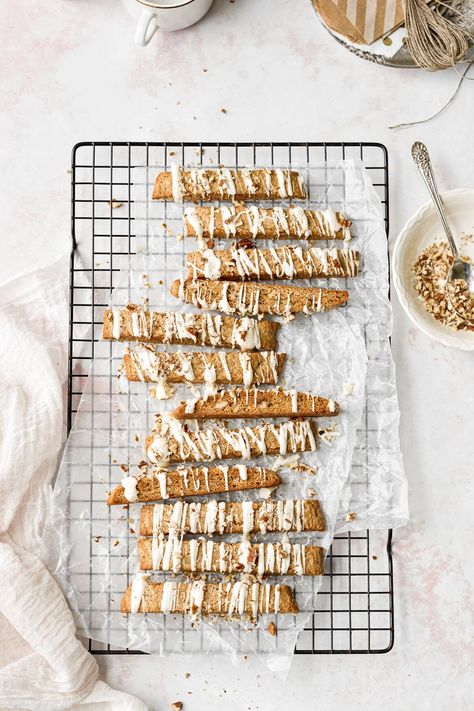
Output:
[[186, 246, 360, 281], [139, 537, 323, 576], [122, 578, 298, 616], [140, 499, 325, 536], [183, 205, 352, 242], [102, 308, 277, 351], [146, 417, 317, 465]]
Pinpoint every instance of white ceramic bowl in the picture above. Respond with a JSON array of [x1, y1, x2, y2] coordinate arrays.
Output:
[[392, 188, 474, 350]]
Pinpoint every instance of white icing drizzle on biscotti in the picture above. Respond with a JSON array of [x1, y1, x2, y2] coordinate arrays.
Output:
[[142, 464, 262, 500], [183, 387, 337, 419], [201, 249, 222, 279], [231, 317, 261, 350], [161, 581, 178, 614], [129, 308, 151, 339], [147, 416, 316, 464], [241, 167, 258, 195], [147, 499, 315, 537], [128, 580, 287, 618], [170, 164, 184, 201], [121, 476, 139, 502], [145, 537, 311, 576], [176, 280, 341, 317], [125, 347, 282, 388], [169, 167, 304, 201], [112, 310, 121, 339], [107, 308, 268, 352], [191, 246, 359, 281], [275, 168, 294, 198], [183, 205, 350, 240], [184, 206, 205, 246], [130, 573, 149, 613]]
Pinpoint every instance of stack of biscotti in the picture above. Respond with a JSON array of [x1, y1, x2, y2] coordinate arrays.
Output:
[[105, 164, 355, 624]]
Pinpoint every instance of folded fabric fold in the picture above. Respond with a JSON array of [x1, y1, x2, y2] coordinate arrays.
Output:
[[0, 259, 146, 711]]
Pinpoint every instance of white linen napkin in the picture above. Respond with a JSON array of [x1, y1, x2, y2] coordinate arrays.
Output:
[[0, 258, 146, 711]]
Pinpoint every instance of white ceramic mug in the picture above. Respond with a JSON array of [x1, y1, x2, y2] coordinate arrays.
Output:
[[128, 0, 214, 46]]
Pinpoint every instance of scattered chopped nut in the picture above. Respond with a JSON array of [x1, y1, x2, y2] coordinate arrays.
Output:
[[220, 107, 227, 114], [413, 241, 474, 331], [112, 539, 120, 548], [109, 199, 123, 209], [185, 672, 191, 679], [345, 512, 357, 522], [267, 622, 277, 636], [176, 232, 184, 242], [94, 536, 101, 543], [296, 463, 317, 475], [308, 487, 317, 497], [120, 464, 129, 473], [372, 555, 378, 560], [171, 703, 183, 711]]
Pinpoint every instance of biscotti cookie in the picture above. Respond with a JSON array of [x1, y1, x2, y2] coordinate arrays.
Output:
[[170, 279, 349, 317], [123, 346, 285, 388], [186, 246, 360, 281], [138, 537, 324, 576], [146, 416, 317, 465], [152, 166, 306, 202], [140, 499, 326, 536], [184, 204, 352, 242], [173, 388, 339, 420], [102, 306, 279, 351], [107, 465, 280, 505], [122, 575, 299, 616]]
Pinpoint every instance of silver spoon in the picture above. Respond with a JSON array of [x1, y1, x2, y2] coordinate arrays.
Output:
[[411, 141, 474, 321]]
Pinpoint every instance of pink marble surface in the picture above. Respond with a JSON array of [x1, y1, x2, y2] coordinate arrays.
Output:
[[1, 1, 473, 708]]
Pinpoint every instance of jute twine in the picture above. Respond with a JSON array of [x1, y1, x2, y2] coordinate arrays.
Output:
[[404, 0, 470, 70], [390, 0, 473, 128]]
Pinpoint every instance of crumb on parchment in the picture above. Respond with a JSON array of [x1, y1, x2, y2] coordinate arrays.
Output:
[[267, 622, 277, 636]]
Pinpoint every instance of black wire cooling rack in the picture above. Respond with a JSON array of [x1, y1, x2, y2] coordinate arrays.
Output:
[[68, 141, 394, 655]]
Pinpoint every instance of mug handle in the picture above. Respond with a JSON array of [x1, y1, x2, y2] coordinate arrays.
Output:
[[135, 9, 158, 46]]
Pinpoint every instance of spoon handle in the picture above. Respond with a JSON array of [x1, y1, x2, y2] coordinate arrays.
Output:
[[411, 141, 459, 259]]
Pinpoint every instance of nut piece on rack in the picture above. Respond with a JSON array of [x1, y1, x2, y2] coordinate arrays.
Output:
[[267, 622, 277, 636]]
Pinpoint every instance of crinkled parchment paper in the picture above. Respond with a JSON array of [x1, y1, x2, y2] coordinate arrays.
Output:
[[44, 160, 406, 673]]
